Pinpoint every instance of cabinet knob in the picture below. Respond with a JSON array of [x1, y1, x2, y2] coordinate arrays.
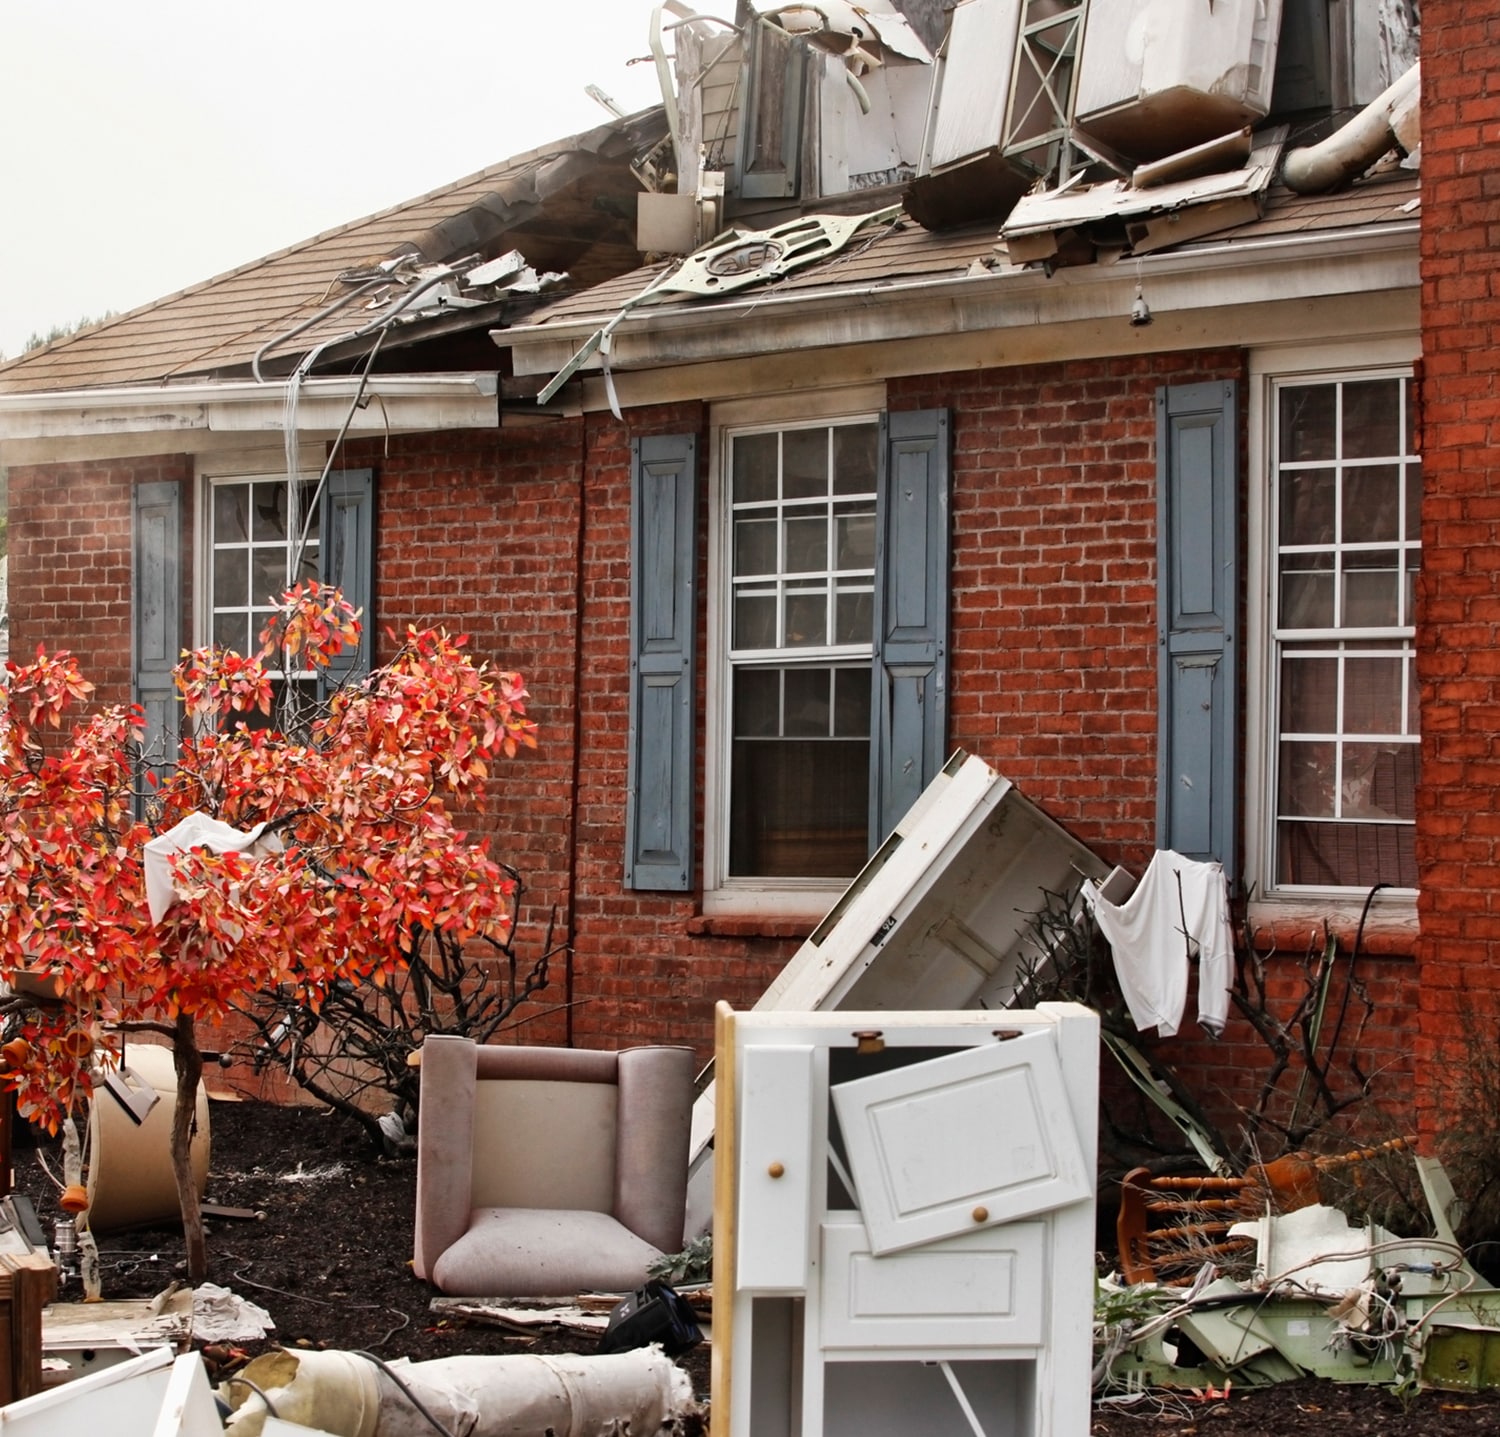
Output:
[[768, 1162, 785, 1179], [972, 1206, 989, 1224]]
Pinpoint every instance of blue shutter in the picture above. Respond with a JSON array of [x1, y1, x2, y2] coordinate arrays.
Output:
[[870, 409, 951, 847], [319, 468, 376, 694], [626, 435, 699, 890], [132, 480, 182, 790], [1156, 380, 1238, 875]]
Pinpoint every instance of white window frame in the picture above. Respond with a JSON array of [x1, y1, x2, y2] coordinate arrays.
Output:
[[1244, 339, 1420, 926], [703, 383, 886, 917], [195, 448, 326, 673]]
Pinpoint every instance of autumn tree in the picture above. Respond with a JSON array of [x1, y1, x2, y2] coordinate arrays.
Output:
[[0, 583, 535, 1282]]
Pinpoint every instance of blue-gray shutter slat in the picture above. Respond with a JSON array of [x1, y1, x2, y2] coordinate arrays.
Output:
[[132, 479, 182, 785], [319, 468, 376, 694], [870, 408, 951, 848], [626, 435, 699, 890], [1156, 380, 1239, 876]]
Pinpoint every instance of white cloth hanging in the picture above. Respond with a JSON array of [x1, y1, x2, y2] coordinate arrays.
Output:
[[1082, 849, 1233, 1038], [143, 812, 283, 924]]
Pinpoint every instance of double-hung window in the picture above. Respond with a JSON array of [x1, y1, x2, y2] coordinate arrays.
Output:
[[726, 420, 878, 880], [623, 400, 951, 900], [208, 475, 322, 716], [1269, 371, 1419, 890]]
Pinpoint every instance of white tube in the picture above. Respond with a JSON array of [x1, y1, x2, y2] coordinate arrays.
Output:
[[1282, 62, 1421, 194]]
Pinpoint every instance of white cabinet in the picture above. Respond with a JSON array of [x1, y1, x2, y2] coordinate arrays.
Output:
[[714, 1006, 1098, 1437]]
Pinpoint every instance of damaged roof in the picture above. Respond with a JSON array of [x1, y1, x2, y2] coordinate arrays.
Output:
[[505, 165, 1420, 356], [0, 108, 669, 396]]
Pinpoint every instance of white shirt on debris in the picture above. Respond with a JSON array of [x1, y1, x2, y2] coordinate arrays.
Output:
[[1082, 849, 1233, 1038]]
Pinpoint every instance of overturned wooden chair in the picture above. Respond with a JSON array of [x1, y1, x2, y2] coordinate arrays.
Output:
[[413, 1037, 696, 1296]]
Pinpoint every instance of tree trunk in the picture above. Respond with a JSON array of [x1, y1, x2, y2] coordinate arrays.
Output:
[[171, 1013, 208, 1284]]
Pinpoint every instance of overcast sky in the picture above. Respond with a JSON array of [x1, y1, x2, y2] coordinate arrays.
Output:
[[0, 1, 668, 358]]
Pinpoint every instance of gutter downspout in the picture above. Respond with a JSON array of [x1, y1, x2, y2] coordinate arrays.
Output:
[[1282, 62, 1421, 195]]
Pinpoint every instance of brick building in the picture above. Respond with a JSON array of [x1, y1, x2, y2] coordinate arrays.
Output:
[[0, 1, 1474, 1158]]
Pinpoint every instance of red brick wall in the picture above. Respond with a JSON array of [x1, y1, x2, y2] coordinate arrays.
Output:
[[1415, 2, 1500, 1142], [7, 454, 192, 703]]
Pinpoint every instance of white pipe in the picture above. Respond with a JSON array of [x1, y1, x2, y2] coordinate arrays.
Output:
[[1282, 62, 1421, 195]]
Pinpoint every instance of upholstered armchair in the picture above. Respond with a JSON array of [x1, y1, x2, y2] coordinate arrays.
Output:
[[413, 1037, 696, 1296]]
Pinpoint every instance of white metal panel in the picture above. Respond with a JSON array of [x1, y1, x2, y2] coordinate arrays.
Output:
[[0, 1347, 175, 1436], [737, 1045, 817, 1290], [820, 1217, 1045, 1350], [1075, 0, 1284, 143], [831, 1031, 1089, 1254], [927, 0, 1022, 169]]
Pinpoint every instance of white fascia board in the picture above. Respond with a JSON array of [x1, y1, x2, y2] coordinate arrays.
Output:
[[506, 222, 1419, 381], [0, 373, 499, 446]]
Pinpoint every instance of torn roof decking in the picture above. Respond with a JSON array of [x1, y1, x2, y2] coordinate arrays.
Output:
[[0, 108, 669, 396]]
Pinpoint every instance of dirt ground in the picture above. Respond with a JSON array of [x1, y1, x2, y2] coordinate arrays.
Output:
[[14, 1097, 1500, 1435]]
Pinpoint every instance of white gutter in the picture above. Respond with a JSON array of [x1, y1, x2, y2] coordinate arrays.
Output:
[[0, 373, 499, 445], [504, 220, 1419, 378], [1283, 62, 1421, 194]]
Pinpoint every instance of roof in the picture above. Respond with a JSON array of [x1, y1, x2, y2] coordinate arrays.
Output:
[[512, 165, 1422, 339], [0, 108, 669, 396]]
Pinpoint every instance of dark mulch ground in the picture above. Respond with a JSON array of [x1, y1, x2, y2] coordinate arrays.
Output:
[[15, 1097, 1500, 1434]]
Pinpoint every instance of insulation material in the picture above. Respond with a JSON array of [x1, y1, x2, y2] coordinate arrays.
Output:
[[222, 1345, 702, 1437]]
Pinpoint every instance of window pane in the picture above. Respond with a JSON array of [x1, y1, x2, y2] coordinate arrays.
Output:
[[1279, 467, 1335, 546], [734, 668, 781, 737], [734, 591, 777, 650], [1280, 556, 1334, 629], [213, 611, 248, 652], [784, 586, 827, 647], [250, 482, 288, 542], [729, 736, 871, 878], [1341, 378, 1401, 459], [835, 507, 875, 568], [1342, 742, 1417, 820], [834, 586, 873, 645], [784, 667, 832, 736], [834, 666, 871, 736], [1277, 820, 1417, 888], [733, 432, 778, 503], [1280, 653, 1338, 734], [213, 550, 248, 610], [1280, 385, 1335, 462], [784, 512, 827, 572], [1342, 465, 1401, 544], [1279, 740, 1335, 817], [832, 424, 878, 495], [1342, 551, 1400, 627], [1343, 655, 1404, 734], [214, 483, 249, 542], [734, 516, 777, 577], [252, 547, 288, 609], [1405, 462, 1422, 539], [783, 429, 828, 499]]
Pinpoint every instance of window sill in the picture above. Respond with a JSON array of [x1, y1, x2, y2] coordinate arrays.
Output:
[[1245, 896, 1418, 959], [686, 914, 819, 941]]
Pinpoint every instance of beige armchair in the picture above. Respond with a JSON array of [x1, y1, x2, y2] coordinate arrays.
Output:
[[413, 1037, 695, 1296]]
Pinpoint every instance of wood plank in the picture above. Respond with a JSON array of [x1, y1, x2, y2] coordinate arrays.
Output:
[[0, 1252, 59, 1402]]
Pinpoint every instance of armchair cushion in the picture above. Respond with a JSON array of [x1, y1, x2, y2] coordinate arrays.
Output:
[[432, 1208, 667, 1296]]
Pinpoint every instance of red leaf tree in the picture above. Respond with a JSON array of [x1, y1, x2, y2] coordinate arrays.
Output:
[[0, 582, 536, 1282]]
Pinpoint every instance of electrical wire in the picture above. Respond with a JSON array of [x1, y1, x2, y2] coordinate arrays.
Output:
[[352, 1349, 458, 1437], [219, 1373, 280, 1421]]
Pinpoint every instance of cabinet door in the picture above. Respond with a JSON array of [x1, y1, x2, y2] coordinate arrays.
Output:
[[737, 1044, 816, 1290], [831, 1030, 1089, 1254]]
